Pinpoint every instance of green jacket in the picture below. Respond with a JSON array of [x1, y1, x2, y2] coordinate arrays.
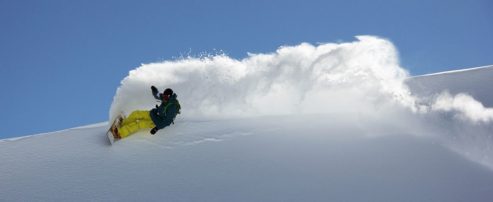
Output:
[[150, 93, 180, 129]]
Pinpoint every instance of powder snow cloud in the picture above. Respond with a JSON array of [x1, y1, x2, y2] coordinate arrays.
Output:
[[432, 92, 493, 123], [111, 36, 415, 119], [110, 35, 493, 123]]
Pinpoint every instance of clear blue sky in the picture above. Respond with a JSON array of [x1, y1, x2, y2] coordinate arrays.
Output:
[[0, 0, 492, 138]]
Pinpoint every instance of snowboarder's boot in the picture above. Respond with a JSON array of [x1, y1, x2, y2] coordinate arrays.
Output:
[[112, 127, 122, 139]]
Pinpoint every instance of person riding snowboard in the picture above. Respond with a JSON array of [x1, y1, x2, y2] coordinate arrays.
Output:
[[114, 86, 180, 139]]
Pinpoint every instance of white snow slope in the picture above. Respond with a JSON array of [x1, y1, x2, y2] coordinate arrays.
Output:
[[1, 36, 493, 201]]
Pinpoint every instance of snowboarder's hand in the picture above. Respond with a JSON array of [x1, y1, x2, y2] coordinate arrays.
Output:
[[151, 86, 158, 95], [150, 127, 158, 135]]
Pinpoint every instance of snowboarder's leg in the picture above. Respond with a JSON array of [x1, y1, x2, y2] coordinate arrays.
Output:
[[118, 120, 156, 138], [121, 110, 150, 126], [138, 119, 156, 130]]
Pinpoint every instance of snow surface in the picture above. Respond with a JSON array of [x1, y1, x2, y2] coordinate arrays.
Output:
[[2, 115, 493, 201], [1, 36, 493, 201]]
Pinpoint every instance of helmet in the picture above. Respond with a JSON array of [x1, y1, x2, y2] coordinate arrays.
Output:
[[163, 88, 173, 96]]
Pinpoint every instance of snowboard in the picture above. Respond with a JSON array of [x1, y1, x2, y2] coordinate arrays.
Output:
[[107, 114, 125, 145]]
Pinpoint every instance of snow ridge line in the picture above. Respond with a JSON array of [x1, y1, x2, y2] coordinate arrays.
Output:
[[410, 64, 493, 78]]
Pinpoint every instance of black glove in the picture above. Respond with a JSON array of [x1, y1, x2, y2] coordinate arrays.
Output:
[[150, 127, 158, 135], [151, 86, 159, 95]]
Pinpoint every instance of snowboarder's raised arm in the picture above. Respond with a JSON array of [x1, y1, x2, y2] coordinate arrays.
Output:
[[151, 86, 161, 100]]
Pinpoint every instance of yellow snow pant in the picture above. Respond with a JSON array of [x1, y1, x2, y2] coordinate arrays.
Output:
[[118, 110, 156, 138]]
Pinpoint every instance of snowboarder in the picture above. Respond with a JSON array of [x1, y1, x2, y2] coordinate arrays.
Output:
[[113, 86, 181, 139]]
